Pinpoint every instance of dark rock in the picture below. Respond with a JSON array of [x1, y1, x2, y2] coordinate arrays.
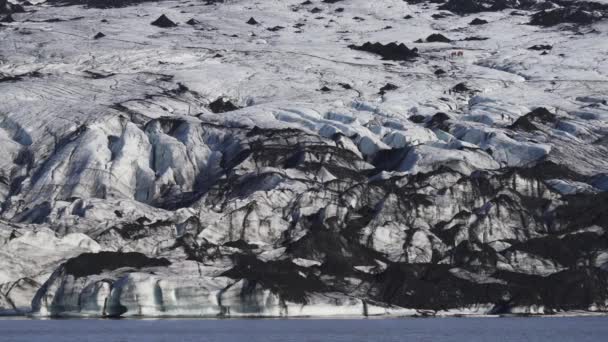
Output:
[[186, 18, 200, 25], [379, 83, 399, 95], [509, 107, 557, 131], [462, 36, 488, 41], [310, 7, 322, 13], [338, 83, 352, 90], [439, 0, 517, 14], [530, 8, 603, 27], [151, 14, 177, 28], [434, 69, 446, 75], [404, 14, 413, 19], [409, 114, 427, 124], [348, 42, 419, 61], [246, 17, 259, 25], [469, 17, 488, 25], [528, 44, 553, 50], [425, 33, 452, 43], [93, 32, 105, 39], [432, 13, 451, 19], [427, 112, 452, 131], [452, 82, 471, 93], [439, 0, 489, 14], [319, 86, 332, 92], [209, 98, 240, 113], [267, 25, 284, 32]]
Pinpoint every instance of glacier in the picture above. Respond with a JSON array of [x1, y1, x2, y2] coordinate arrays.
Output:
[[0, 0, 608, 318]]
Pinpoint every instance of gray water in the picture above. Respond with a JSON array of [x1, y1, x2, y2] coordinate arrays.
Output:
[[0, 316, 607, 342]]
